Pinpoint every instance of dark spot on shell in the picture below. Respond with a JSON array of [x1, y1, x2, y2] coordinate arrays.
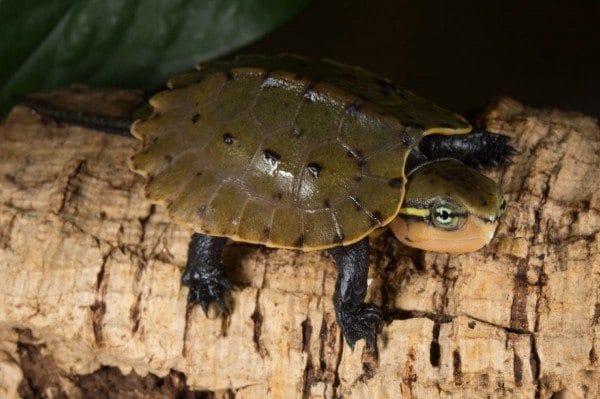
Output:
[[353, 176, 362, 182], [223, 133, 234, 144], [440, 122, 455, 129], [377, 78, 393, 87], [262, 73, 282, 88], [388, 178, 404, 188], [396, 89, 408, 100], [356, 158, 367, 167], [333, 232, 344, 244], [294, 235, 304, 247], [303, 84, 317, 103], [324, 199, 331, 208], [262, 227, 270, 239], [263, 149, 280, 166], [350, 196, 363, 211], [402, 133, 414, 147], [195, 171, 202, 177], [480, 200, 488, 206], [371, 210, 383, 225], [292, 127, 304, 137], [344, 102, 361, 118], [192, 113, 200, 123], [306, 163, 323, 178], [274, 192, 283, 200], [225, 70, 234, 81], [346, 148, 364, 160], [197, 205, 207, 217], [165, 155, 172, 162], [377, 79, 396, 96]]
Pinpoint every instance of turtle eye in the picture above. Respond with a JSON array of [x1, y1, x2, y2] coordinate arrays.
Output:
[[432, 205, 460, 230]]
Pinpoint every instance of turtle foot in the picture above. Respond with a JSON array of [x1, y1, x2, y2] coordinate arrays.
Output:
[[182, 266, 232, 315], [337, 302, 381, 349]]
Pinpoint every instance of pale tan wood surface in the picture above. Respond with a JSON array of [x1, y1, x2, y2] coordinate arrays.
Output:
[[0, 87, 598, 398]]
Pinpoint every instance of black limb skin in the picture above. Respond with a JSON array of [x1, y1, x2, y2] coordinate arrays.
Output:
[[417, 130, 517, 169], [15, 94, 134, 137], [182, 233, 231, 315], [328, 237, 381, 349]]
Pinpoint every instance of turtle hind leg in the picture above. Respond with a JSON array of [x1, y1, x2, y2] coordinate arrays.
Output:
[[328, 238, 381, 349], [182, 233, 231, 315], [417, 130, 517, 169]]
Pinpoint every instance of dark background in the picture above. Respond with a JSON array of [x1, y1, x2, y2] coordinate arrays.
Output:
[[244, 0, 599, 117]]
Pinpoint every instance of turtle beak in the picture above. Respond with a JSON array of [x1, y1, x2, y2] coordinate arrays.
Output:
[[390, 216, 499, 254]]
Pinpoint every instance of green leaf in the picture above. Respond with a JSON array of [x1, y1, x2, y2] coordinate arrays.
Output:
[[0, 0, 311, 117]]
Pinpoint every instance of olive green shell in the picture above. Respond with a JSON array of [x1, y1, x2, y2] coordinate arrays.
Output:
[[129, 54, 471, 250]]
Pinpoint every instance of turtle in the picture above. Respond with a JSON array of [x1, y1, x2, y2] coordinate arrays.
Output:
[[19, 54, 514, 348]]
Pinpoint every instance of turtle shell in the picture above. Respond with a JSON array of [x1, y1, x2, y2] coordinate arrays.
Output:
[[129, 54, 471, 250]]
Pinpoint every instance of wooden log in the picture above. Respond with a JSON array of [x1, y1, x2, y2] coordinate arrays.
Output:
[[0, 86, 598, 398]]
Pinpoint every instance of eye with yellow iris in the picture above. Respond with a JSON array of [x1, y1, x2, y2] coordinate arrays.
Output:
[[431, 202, 462, 230]]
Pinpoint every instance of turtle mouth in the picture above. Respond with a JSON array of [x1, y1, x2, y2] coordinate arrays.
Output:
[[389, 215, 499, 254]]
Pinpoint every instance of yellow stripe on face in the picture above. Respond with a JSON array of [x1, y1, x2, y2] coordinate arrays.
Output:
[[398, 207, 430, 218]]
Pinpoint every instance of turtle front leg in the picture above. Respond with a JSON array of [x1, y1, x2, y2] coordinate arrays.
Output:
[[182, 233, 231, 315], [328, 238, 381, 349]]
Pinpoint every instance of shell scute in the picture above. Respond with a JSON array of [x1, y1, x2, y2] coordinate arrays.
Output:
[[252, 71, 308, 131], [200, 184, 247, 236], [216, 72, 263, 120], [201, 117, 264, 176], [270, 207, 303, 248], [143, 152, 198, 202], [235, 200, 274, 243], [333, 197, 376, 241], [302, 208, 338, 248]]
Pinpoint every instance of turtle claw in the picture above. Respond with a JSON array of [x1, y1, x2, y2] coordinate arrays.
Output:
[[182, 266, 232, 315], [337, 302, 382, 349]]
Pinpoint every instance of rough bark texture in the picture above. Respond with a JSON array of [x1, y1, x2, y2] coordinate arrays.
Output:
[[0, 86, 598, 398]]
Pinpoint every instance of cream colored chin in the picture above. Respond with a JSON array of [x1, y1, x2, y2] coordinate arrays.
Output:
[[389, 216, 498, 254]]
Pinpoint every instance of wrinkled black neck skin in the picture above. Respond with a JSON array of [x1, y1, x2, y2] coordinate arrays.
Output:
[[19, 93, 514, 349], [407, 131, 515, 172]]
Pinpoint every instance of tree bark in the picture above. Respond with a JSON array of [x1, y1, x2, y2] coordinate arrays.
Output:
[[0, 86, 598, 398]]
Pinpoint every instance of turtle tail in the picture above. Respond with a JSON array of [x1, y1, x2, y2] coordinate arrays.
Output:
[[14, 93, 150, 137]]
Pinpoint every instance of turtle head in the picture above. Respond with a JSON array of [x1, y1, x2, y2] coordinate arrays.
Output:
[[389, 159, 505, 254]]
